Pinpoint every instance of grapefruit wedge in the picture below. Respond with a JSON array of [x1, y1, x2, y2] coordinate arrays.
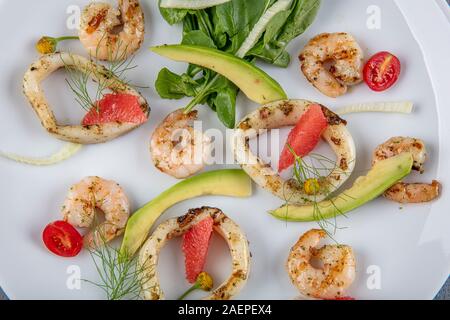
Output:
[[182, 217, 214, 283], [82, 93, 148, 125], [278, 104, 328, 172]]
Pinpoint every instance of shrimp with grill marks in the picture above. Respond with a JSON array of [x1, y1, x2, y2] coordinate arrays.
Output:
[[373, 137, 440, 203], [62, 176, 130, 248], [299, 32, 364, 98], [79, 0, 145, 61], [287, 229, 356, 299]]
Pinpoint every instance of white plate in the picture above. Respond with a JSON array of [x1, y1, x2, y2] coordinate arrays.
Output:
[[0, 0, 449, 300]]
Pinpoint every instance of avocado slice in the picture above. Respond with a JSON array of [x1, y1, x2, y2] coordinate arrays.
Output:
[[120, 169, 252, 257], [270, 153, 414, 222], [151, 44, 287, 104]]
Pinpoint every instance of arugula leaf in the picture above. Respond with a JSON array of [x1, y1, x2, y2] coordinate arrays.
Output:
[[155, 68, 199, 99], [206, 77, 238, 128]]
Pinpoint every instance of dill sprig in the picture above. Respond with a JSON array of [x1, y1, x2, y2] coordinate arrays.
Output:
[[284, 145, 355, 241], [62, 37, 142, 112], [83, 216, 154, 300], [84, 242, 152, 300]]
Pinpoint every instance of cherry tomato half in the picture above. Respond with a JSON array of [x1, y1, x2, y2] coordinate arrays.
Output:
[[42, 221, 83, 257], [363, 51, 401, 92]]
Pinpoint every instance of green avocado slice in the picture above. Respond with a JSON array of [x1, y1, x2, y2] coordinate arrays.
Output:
[[270, 153, 414, 222], [151, 44, 287, 104], [120, 169, 252, 258]]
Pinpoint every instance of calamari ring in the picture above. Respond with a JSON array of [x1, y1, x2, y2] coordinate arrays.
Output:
[[138, 207, 250, 300], [22, 53, 150, 144], [232, 100, 356, 204]]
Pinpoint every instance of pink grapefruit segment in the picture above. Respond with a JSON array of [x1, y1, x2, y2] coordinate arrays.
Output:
[[278, 104, 328, 172], [182, 217, 214, 284], [82, 93, 147, 126]]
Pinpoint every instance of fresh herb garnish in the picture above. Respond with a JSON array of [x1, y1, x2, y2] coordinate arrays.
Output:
[[285, 146, 354, 240], [62, 39, 142, 112], [83, 223, 154, 300]]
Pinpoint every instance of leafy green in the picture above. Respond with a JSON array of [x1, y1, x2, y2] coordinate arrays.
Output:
[[155, 0, 320, 128], [211, 0, 271, 53], [248, 0, 321, 67], [206, 77, 238, 128], [155, 68, 199, 99], [182, 30, 217, 48], [159, 0, 189, 25], [159, 7, 189, 25]]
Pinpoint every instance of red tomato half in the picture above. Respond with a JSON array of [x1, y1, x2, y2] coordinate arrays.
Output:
[[42, 221, 83, 258], [363, 51, 401, 92]]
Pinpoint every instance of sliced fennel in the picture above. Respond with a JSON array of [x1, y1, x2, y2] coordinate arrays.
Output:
[[160, 0, 231, 9], [336, 101, 414, 116], [0, 143, 82, 166], [236, 0, 294, 58]]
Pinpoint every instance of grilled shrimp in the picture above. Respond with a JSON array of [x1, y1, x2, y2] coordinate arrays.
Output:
[[383, 180, 440, 204], [150, 109, 211, 179], [62, 177, 130, 247], [373, 137, 427, 172], [287, 229, 356, 300], [79, 0, 145, 61], [299, 32, 364, 98], [373, 137, 440, 203]]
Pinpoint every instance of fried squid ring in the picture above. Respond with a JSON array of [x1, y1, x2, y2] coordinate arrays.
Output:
[[138, 207, 250, 300], [232, 100, 356, 204], [22, 53, 150, 144]]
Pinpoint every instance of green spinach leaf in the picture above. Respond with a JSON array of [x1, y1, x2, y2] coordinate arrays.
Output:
[[155, 68, 199, 99], [155, 0, 321, 128], [182, 30, 217, 48], [211, 0, 271, 53], [248, 0, 321, 67], [159, 7, 189, 25]]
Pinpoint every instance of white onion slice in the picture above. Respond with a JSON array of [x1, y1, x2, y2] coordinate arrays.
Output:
[[0, 143, 82, 166], [336, 101, 413, 115]]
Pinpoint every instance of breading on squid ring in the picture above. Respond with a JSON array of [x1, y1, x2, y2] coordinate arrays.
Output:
[[138, 207, 250, 300], [232, 100, 356, 204], [22, 53, 150, 144]]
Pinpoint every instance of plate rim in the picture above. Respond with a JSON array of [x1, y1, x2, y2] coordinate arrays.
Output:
[[395, 0, 450, 299]]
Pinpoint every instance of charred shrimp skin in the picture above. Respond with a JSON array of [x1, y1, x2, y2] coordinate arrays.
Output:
[[299, 32, 364, 98], [383, 180, 440, 204], [287, 229, 356, 299], [150, 109, 211, 179], [79, 0, 145, 61], [372, 137, 440, 203], [232, 100, 356, 204], [22, 53, 149, 144], [62, 176, 130, 248], [138, 207, 250, 300]]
